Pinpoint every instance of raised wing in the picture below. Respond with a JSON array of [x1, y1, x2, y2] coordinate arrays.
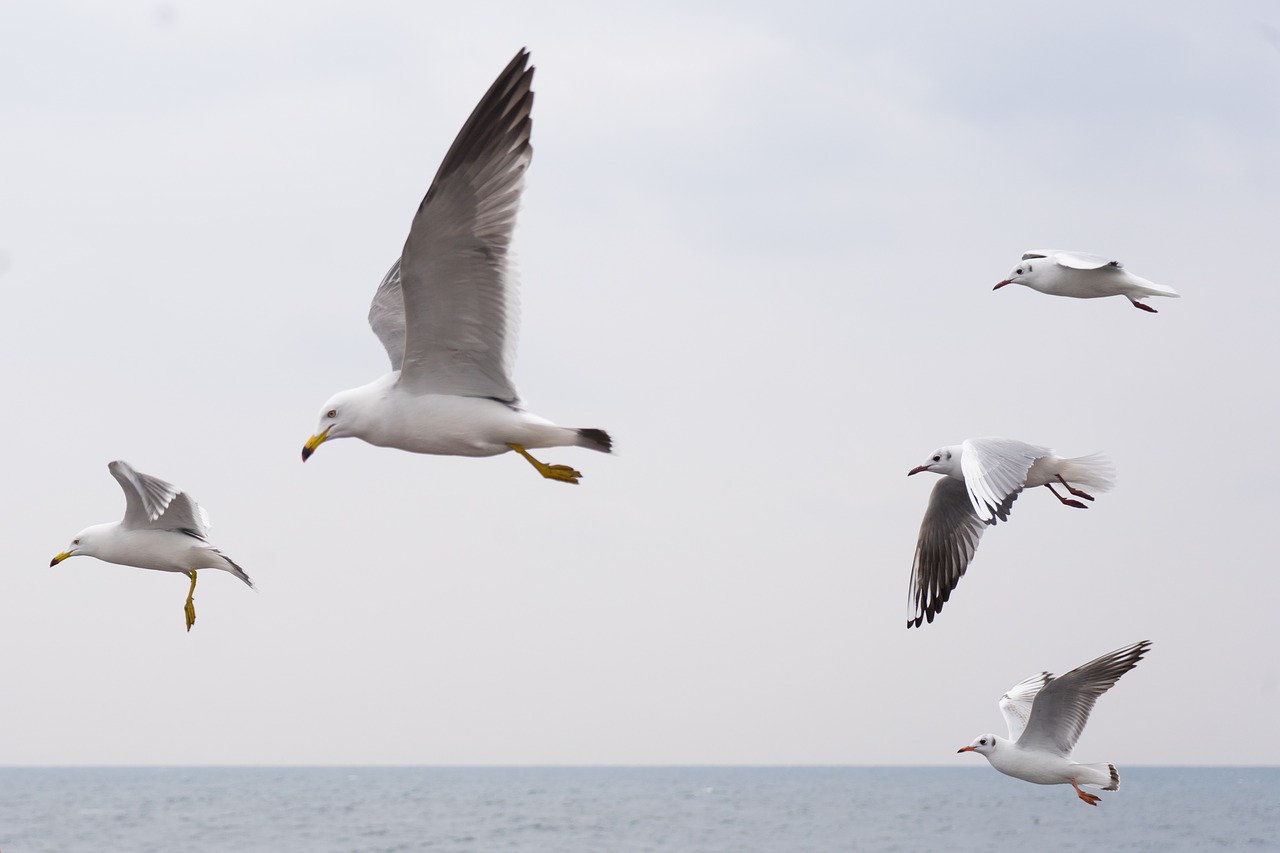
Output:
[[960, 437, 1047, 522], [108, 460, 209, 539], [1023, 249, 1120, 271], [1017, 640, 1151, 756], [368, 260, 407, 370], [907, 477, 1019, 628], [395, 48, 532, 403], [999, 671, 1051, 742]]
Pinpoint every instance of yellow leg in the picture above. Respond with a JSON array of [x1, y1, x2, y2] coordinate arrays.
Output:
[[507, 443, 582, 485], [184, 571, 197, 632]]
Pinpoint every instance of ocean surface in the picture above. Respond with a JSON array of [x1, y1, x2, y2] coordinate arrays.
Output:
[[0, 767, 1275, 852]]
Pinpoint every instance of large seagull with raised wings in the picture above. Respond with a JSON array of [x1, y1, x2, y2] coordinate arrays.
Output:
[[303, 50, 611, 484]]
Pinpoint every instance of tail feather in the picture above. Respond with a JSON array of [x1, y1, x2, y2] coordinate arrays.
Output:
[[1077, 762, 1119, 791], [576, 428, 613, 454], [1059, 453, 1115, 492], [213, 551, 254, 588]]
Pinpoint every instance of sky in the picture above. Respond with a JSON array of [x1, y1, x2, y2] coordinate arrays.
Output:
[[2, 0, 1279, 766]]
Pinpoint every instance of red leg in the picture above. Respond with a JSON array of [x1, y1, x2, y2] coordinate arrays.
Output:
[[1044, 483, 1088, 509], [1129, 300, 1158, 313], [1072, 781, 1101, 806], [1057, 475, 1095, 501]]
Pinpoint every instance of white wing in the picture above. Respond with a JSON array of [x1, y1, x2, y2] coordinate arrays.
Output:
[[108, 460, 210, 539], [907, 477, 1019, 627], [395, 49, 532, 403], [960, 438, 1047, 522], [368, 260, 406, 371], [1023, 249, 1120, 271], [999, 672, 1050, 741], [1017, 640, 1151, 756]]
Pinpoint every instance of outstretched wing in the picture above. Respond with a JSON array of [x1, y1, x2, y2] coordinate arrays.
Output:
[[960, 437, 1046, 522], [395, 48, 532, 403], [999, 671, 1051, 742], [368, 260, 407, 371], [907, 477, 1018, 627], [1017, 640, 1151, 756], [1024, 249, 1120, 271], [109, 460, 210, 539]]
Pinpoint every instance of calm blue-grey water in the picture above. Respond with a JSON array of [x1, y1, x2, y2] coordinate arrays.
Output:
[[0, 767, 1275, 852]]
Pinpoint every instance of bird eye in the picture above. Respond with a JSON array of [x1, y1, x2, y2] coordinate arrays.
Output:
[[980, 739, 987, 745], [72, 539, 79, 545], [932, 455, 940, 462], [326, 409, 336, 419], [1016, 268, 1023, 275]]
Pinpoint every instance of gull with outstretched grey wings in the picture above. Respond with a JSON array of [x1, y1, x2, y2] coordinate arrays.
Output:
[[958, 640, 1151, 805], [50, 461, 253, 631], [303, 49, 612, 483], [906, 437, 1115, 627]]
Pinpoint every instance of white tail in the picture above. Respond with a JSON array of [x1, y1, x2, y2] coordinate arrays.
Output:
[[1076, 762, 1120, 791], [1058, 453, 1116, 492]]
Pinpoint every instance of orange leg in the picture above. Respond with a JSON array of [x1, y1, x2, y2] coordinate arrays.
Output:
[[1072, 781, 1100, 806]]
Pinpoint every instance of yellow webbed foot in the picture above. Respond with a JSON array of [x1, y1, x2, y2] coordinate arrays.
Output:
[[507, 444, 583, 485], [184, 571, 197, 632]]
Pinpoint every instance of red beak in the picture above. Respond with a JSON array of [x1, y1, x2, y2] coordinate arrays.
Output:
[[993, 279, 1011, 290], [908, 465, 929, 476], [957, 745, 975, 753]]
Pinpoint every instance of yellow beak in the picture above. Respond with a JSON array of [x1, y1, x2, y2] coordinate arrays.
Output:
[[301, 426, 331, 462], [50, 551, 72, 567]]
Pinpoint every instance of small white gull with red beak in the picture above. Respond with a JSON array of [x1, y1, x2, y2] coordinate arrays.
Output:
[[994, 250, 1180, 312], [958, 640, 1151, 806], [906, 437, 1114, 627]]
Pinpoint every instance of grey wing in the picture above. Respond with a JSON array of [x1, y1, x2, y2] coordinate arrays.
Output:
[[108, 461, 209, 538], [396, 49, 532, 403], [907, 477, 1018, 628], [1017, 640, 1152, 756], [1025, 249, 1119, 271], [109, 460, 181, 528], [368, 259, 406, 371], [999, 672, 1051, 741], [961, 437, 1046, 521]]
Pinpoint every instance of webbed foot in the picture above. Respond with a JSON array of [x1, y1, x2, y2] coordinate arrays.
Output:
[[508, 444, 583, 485]]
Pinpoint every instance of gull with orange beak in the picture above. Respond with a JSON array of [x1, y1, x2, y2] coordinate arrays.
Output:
[[50, 461, 253, 631], [905, 437, 1114, 627], [302, 49, 611, 482], [994, 250, 1180, 312], [957, 640, 1150, 806]]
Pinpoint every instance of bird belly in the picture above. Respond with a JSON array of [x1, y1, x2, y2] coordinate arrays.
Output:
[[988, 748, 1073, 786], [364, 394, 563, 457], [95, 530, 211, 574]]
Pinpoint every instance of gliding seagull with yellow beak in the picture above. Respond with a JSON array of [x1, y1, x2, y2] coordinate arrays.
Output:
[[50, 461, 253, 631], [302, 49, 612, 482]]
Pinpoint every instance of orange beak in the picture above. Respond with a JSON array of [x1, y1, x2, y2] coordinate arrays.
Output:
[[957, 745, 975, 753]]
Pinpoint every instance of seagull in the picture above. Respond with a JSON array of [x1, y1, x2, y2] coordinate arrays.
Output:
[[906, 438, 1114, 628], [958, 640, 1151, 806], [50, 461, 252, 631], [994, 250, 1180, 312], [302, 49, 612, 484]]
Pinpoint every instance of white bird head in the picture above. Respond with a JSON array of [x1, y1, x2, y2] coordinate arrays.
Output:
[[957, 734, 998, 756], [994, 258, 1039, 291], [303, 389, 362, 461], [50, 523, 113, 566], [908, 446, 960, 477]]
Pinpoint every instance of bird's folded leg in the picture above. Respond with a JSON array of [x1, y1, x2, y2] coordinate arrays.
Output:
[[1129, 300, 1158, 313], [1071, 781, 1100, 806], [507, 444, 582, 485], [1056, 475, 1095, 501], [1044, 483, 1088, 509], [184, 571, 197, 632]]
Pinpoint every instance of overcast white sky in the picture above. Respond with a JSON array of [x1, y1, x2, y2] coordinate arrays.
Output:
[[2, 0, 1278, 766]]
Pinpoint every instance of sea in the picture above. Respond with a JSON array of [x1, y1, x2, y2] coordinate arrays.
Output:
[[0, 767, 1274, 852]]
